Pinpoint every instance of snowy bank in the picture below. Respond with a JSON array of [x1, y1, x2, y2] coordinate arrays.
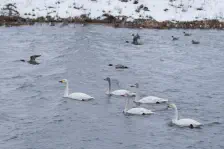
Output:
[[1, 0, 224, 22]]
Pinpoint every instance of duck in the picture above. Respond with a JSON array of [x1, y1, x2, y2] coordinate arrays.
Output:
[[81, 23, 87, 27], [59, 79, 94, 101], [108, 64, 129, 69], [50, 22, 55, 26], [132, 33, 141, 45], [123, 95, 154, 115], [20, 55, 41, 65], [183, 32, 191, 36], [168, 103, 201, 128], [172, 36, 179, 41], [130, 83, 168, 104], [104, 77, 135, 97], [192, 40, 200, 44]]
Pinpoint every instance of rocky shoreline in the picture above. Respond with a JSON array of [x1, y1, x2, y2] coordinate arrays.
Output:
[[1, 15, 224, 29]]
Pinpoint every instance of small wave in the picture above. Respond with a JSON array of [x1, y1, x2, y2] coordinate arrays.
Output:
[[4, 135, 18, 142], [54, 54, 66, 59], [16, 83, 34, 90], [0, 75, 26, 80], [53, 119, 64, 123], [12, 75, 26, 79], [203, 121, 222, 126], [163, 89, 181, 93]]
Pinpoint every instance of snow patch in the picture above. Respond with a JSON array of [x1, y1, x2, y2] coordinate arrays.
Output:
[[0, 0, 224, 21]]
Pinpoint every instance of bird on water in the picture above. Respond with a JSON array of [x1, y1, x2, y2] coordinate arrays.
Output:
[[20, 55, 41, 65]]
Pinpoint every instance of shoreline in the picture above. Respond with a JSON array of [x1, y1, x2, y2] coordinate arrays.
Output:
[[1, 15, 224, 30]]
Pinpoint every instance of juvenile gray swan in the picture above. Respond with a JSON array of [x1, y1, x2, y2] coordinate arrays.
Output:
[[104, 77, 135, 96]]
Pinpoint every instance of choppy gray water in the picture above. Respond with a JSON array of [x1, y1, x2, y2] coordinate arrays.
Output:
[[0, 24, 224, 149]]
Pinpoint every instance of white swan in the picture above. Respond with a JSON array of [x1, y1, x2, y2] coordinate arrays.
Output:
[[59, 79, 94, 101], [168, 103, 201, 128], [130, 83, 168, 104], [123, 95, 154, 115], [104, 77, 136, 97]]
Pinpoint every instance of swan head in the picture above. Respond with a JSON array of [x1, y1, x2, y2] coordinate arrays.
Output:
[[104, 77, 110, 82], [59, 79, 68, 83], [167, 103, 176, 109], [130, 83, 139, 88]]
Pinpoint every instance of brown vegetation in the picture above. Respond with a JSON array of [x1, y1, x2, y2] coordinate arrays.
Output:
[[0, 14, 224, 29]]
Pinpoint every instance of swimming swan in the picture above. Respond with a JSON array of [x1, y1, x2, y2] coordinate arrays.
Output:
[[59, 79, 94, 101], [123, 95, 154, 115], [168, 103, 201, 128], [104, 77, 136, 97], [130, 83, 168, 104]]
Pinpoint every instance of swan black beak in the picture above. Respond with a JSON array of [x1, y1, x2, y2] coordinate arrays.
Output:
[[130, 85, 135, 87], [167, 105, 171, 109], [59, 80, 63, 83]]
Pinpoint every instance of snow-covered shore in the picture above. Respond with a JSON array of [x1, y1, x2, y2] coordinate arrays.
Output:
[[1, 0, 224, 22]]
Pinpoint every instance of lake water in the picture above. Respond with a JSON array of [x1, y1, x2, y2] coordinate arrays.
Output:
[[0, 24, 223, 149]]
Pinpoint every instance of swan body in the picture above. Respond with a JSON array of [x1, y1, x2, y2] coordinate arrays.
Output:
[[124, 107, 154, 115], [108, 89, 134, 96], [131, 83, 168, 104], [136, 96, 168, 104], [67, 92, 94, 101], [104, 77, 135, 97], [123, 96, 154, 115], [168, 103, 201, 128], [172, 119, 201, 127], [59, 79, 94, 101]]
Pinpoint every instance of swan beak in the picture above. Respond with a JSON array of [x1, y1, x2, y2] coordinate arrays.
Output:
[[59, 80, 63, 83], [130, 85, 136, 87], [167, 104, 171, 109]]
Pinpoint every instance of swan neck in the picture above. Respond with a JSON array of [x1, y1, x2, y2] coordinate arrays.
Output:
[[135, 87, 140, 102], [124, 97, 130, 112], [173, 105, 178, 120], [108, 79, 111, 93], [64, 82, 69, 97]]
